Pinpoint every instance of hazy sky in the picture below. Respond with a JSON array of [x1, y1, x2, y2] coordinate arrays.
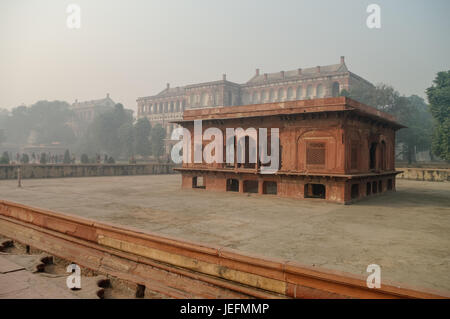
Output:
[[1, 0, 449, 112]]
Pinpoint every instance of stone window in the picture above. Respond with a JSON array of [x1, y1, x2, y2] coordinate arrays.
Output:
[[306, 85, 313, 98], [226, 179, 239, 192], [192, 176, 205, 189], [317, 84, 324, 97], [304, 184, 326, 199], [243, 180, 258, 193], [263, 181, 277, 195], [296, 86, 303, 99], [306, 142, 325, 165], [287, 87, 294, 100], [366, 182, 372, 195]]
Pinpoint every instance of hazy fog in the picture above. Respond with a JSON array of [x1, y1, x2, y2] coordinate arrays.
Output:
[[1, 0, 449, 111]]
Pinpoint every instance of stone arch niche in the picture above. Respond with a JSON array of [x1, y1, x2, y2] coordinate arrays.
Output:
[[269, 89, 275, 102], [201, 92, 209, 107], [262, 90, 269, 102], [348, 130, 362, 171], [295, 130, 337, 172], [316, 84, 324, 98], [332, 82, 340, 97], [306, 85, 313, 98], [277, 88, 285, 101], [252, 91, 258, 104], [287, 87, 294, 100], [296, 86, 303, 99]]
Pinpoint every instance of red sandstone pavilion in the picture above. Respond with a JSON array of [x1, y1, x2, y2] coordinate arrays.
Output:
[[173, 97, 405, 204]]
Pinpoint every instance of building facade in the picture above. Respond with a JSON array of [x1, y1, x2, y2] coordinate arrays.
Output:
[[174, 97, 404, 204], [69, 94, 116, 136], [136, 57, 374, 139]]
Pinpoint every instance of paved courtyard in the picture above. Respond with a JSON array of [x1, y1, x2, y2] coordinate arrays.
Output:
[[0, 175, 449, 294]]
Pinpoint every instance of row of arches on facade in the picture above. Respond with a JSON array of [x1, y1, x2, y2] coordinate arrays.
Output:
[[140, 100, 186, 115], [242, 82, 341, 105]]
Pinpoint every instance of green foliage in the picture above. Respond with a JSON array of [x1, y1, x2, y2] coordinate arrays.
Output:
[[345, 83, 433, 163], [0, 129, 5, 146], [77, 105, 155, 160], [0, 151, 10, 164], [426, 71, 450, 162], [151, 123, 166, 158], [80, 153, 89, 164], [134, 118, 152, 156], [107, 156, 115, 164], [21, 153, 29, 164], [77, 103, 133, 158], [63, 150, 71, 164], [118, 122, 135, 158], [0, 101, 75, 146]]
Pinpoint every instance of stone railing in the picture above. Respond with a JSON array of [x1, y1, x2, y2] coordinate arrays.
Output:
[[396, 168, 450, 182], [0, 163, 178, 180]]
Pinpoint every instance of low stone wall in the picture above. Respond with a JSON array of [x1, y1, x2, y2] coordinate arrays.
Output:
[[397, 168, 450, 182], [0, 163, 177, 180]]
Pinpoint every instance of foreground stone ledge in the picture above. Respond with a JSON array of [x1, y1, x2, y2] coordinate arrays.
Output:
[[0, 200, 448, 299]]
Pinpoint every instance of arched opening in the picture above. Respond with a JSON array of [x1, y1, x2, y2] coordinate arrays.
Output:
[[296, 86, 303, 99], [381, 141, 386, 170], [226, 179, 239, 192], [366, 182, 372, 196], [351, 184, 359, 199], [304, 184, 326, 199], [316, 84, 324, 98], [277, 88, 285, 101], [306, 85, 313, 98], [287, 87, 294, 100], [269, 89, 275, 102], [201, 92, 209, 107], [378, 180, 383, 192], [369, 142, 377, 170], [332, 82, 340, 97], [372, 181, 378, 194]]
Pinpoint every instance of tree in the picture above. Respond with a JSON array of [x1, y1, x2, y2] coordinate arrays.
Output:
[[0, 151, 9, 164], [134, 118, 152, 157], [0, 129, 5, 146], [63, 150, 71, 164], [343, 83, 434, 163], [118, 122, 135, 158], [150, 124, 166, 159], [426, 71, 450, 162], [1, 101, 75, 146], [78, 103, 133, 158]]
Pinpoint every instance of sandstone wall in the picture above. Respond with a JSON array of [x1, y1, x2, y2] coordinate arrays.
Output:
[[397, 168, 449, 182], [0, 163, 177, 180]]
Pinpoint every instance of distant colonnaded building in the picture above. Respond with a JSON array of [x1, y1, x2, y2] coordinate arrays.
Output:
[[136, 57, 374, 139]]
